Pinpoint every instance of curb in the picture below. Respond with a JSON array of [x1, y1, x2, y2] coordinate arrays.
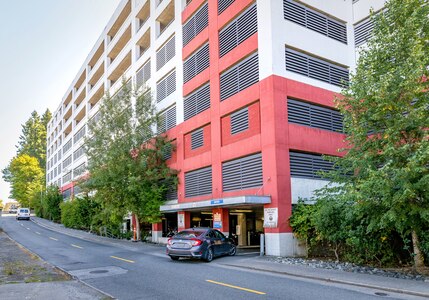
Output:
[[221, 263, 429, 298], [3, 231, 116, 299]]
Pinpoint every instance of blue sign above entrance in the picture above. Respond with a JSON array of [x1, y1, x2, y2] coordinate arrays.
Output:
[[210, 199, 223, 205]]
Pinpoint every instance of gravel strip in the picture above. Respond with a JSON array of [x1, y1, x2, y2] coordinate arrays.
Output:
[[265, 257, 429, 281]]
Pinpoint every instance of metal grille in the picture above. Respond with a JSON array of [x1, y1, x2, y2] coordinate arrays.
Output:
[[136, 60, 151, 88], [354, 17, 375, 47], [285, 48, 349, 87], [218, 0, 235, 15], [162, 144, 172, 160], [289, 151, 334, 179], [158, 105, 176, 133], [183, 2, 208, 46], [183, 43, 210, 83], [219, 4, 257, 57], [156, 70, 176, 102], [73, 163, 86, 177], [287, 99, 343, 132], [185, 166, 212, 197], [156, 36, 176, 71], [73, 146, 85, 161], [166, 183, 178, 200], [191, 128, 204, 150], [283, 0, 347, 44], [231, 107, 249, 135], [62, 173, 72, 185], [220, 52, 259, 101], [184, 83, 210, 120], [63, 155, 72, 168], [222, 153, 262, 192], [73, 126, 86, 143], [63, 139, 72, 154]]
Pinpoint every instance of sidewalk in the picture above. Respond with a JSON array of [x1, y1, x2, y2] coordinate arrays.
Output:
[[32, 217, 429, 298]]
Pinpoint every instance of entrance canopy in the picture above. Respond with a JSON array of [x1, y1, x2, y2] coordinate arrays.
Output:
[[160, 195, 271, 213]]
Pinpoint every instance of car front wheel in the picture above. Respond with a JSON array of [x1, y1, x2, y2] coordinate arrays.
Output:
[[205, 248, 213, 262], [228, 245, 236, 256]]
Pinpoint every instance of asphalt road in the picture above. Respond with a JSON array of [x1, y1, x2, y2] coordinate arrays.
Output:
[[0, 215, 420, 300]]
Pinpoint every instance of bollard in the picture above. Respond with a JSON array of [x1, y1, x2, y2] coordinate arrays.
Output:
[[260, 234, 265, 256]]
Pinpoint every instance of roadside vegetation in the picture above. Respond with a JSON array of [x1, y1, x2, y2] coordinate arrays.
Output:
[[290, 0, 429, 271]]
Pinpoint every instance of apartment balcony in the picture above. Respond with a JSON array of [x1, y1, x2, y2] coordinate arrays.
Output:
[[107, 0, 132, 42], [156, 0, 175, 38], [74, 70, 86, 93], [136, 27, 150, 60], [108, 16, 132, 56], [88, 42, 105, 74], [88, 82, 105, 111], [88, 62, 104, 92], [135, 0, 150, 33], [63, 91, 72, 111], [108, 50, 132, 86], [88, 52, 104, 81]]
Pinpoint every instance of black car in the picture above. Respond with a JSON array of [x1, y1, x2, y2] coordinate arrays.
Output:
[[166, 227, 236, 262]]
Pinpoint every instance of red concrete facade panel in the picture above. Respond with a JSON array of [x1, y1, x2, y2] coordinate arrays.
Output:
[[221, 101, 261, 146], [218, 34, 258, 73], [217, 0, 255, 29], [184, 124, 212, 158], [219, 84, 260, 116], [220, 135, 261, 163], [61, 182, 74, 193], [285, 78, 337, 108]]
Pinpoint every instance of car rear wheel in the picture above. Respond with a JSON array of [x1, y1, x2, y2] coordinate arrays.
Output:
[[228, 245, 236, 256], [205, 248, 213, 262], [170, 256, 179, 261]]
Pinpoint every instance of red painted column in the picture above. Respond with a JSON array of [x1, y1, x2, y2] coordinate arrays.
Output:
[[178, 211, 191, 231], [212, 208, 229, 233]]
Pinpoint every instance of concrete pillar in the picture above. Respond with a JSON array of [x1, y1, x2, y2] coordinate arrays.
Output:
[[212, 208, 229, 236], [177, 211, 190, 231], [237, 213, 247, 246], [152, 222, 162, 243]]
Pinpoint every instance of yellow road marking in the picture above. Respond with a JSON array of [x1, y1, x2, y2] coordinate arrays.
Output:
[[110, 255, 135, 263], [71, 244, 83, 249], [206, 280, 266, 295], [49, 237, 58, 241], [35, 232, 41, 235]]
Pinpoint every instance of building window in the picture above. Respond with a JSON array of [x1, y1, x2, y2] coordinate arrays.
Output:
[[156, 70, 176, 102], [191, 128, 204, 150], [136, 59, 151, 89], [183, 43, 210, 83], [218, 0, 235, 15], [162, 143, 172, 160], [73, 146, 85, 161], [63, 139, 72, 154], [289, 151, 335, 179], [283, 0, 347, 44], [184, 83, 210, 121], [220, 52, 259, 101], [73, 125, 86, 143], [73, 163, 86, 178], [230, 107, 249, 135], [185, 166, 212, 197], [287, 99, 343, 132], [62, 172, 72, 184], [63, 155, 72, 169], [285, 47, 349, 87], [156, 36, 175, 71], [62, 187, 71, 200], [182, 2, 208, 46], [158, 105, 176, 133], [219, 3, 257, 57], [222, 153, 262, 192]]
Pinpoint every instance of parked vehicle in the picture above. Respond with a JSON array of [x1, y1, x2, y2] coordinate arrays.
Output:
[[166, 227, 236, 262], [16, 208, 30, 220]]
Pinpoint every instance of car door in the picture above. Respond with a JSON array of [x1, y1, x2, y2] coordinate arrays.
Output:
[[207, 230, 222, 256], [213, 230, 228, 254]]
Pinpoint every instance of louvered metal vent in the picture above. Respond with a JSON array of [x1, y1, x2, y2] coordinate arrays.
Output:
[[354, 17, 374, 47], [158, 105, 176, 133], [157, 70, 176, 102], [220, 53, 259, 101], [222, 153, 262, 192], [218, 0, 235, 15], [191, 128, 204, 150], [183, 43, 210, 83], [73, 126, 86, 143], [283, 0, 347, 44], [219, 4, 257, 57], [136, 60, 151, 88], [184, 83, 210, 120], [287, 99, 343, 132], [166, 184, 178, 200], [285, 48, 349, 87], [183, 2, 208, 46], [156, 36, 176, 71], [185, 166, 212, 197], [231, 107, 249, 135], [162, 144, 172, 160], [289, 151, 334, 179]]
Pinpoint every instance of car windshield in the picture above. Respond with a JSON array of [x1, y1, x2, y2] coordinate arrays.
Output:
[[20, 209, 29, 213], [174, 230, 205, 238]]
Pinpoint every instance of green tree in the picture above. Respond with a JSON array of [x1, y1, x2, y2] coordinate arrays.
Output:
[[3, 154, 44, 207], [41, 185, 62, 222], [319, 0, 429, 270], [84, 82, 177, 240]]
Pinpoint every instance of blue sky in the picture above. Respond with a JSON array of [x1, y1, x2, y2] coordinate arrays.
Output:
[[0, 0, 120, 202]]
